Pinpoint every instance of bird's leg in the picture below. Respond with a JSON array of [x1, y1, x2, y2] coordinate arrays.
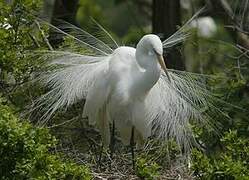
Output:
[[97, 144, 103, 169], [110, 120, 115, 159], [130, 126, 135, 170]]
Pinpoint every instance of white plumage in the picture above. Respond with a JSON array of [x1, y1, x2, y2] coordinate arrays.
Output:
[[190, 16, 217, 38], [34, 9, 221, 150]]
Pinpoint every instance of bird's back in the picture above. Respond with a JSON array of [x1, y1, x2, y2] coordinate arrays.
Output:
[[107, 47, 153, 144], [109, 46, 137, 76], [108, 46, 139, 104]]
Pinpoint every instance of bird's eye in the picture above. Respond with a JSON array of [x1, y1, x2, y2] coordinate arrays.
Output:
[[148, 51, 154, 56], [152, 49, 160, 56]]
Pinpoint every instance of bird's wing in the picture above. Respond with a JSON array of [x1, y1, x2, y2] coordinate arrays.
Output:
[[32, 20, 118, 125], [145, 70, 229, 151], [40, 18, 119, 56], [34, 57, 109, 124]]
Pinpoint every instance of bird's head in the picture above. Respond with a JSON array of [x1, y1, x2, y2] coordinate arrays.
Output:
[[136, 34, 171, 81]]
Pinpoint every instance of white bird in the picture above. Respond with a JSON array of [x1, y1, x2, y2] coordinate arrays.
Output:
[[34, 8, 222, 151], [190, 16, 217, 38]]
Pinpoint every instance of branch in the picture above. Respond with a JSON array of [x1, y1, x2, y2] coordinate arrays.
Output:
[[35, 20, 54, 50], [206, 0, 249, 50]]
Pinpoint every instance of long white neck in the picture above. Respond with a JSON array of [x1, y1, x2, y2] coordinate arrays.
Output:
[[132, 48, 161, 96]]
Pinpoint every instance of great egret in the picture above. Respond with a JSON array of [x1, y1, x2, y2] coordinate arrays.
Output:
[[190, 16, 217, 38], [34, 8, 222, 156]]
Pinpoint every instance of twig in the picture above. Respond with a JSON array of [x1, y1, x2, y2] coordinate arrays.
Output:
[[207, 0, 249, 50], [47, 116, 80, 128], [28, 32, 41, 48], [35, 20, 54, 50]]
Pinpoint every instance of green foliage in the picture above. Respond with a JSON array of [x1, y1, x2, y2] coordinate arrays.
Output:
[[136, 157, 160, 180], [76, 0, 102, 29], [0, 2, 92, 179], [134, 140, 183, 179], [1, 0, 249, 179], [186, 20, 249, 180], [122, 26, 146, 45], [0, 0, 49, 108], [192, 130, 249, 179], [0, 0, 42, 77], [0, 99, 92, 179]]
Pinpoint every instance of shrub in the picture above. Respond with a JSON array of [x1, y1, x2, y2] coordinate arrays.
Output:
[[0, 100, 92, 179], [192, 130, 249, 179], [136, 157, 160, 180]]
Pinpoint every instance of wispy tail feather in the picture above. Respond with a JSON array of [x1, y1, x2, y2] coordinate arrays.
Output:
[[163, 7, 207, 49]]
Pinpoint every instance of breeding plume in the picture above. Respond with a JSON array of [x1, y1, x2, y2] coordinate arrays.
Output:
[[34, 9, 221, 150]]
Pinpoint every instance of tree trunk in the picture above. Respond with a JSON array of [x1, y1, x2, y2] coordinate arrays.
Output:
[[49, 0, 79, 47], [5, 0, 12, 3], [51, 0, 79, 23], [152, 0, 185, 70], [42, 0, 56, 22]]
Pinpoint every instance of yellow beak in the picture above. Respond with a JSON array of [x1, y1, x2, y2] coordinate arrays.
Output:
[[157, 55, 171, 82]]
